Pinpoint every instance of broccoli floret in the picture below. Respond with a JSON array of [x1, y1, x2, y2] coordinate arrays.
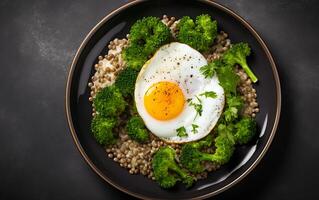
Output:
[[123, 17, 171, 70], [177, 14, 217, 52], [91, 115, 116, 146], [122, 44, 148, 71], [234, 117, 257, 144], [180, 125, 235, 172], [126, 116, 149, 143], [130, 16, 171, 55], [93, 86, 126, 117], [152, 146, 194, 189], [115, 67, 138, 97], [196, 14, 217, 43], [222, 42, 258, 83], [212, 124, 236, 164], [179, 135, 214, 173]]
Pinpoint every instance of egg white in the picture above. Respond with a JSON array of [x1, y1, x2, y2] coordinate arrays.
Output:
[[135, 42, 225, 143]]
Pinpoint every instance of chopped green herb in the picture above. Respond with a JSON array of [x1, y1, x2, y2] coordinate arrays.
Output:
[[217, 124, 235, 145], [176, 126, 188, 137], [216, 66, 240, 94], [195, 95, 202, 103], [200, 59, 223, 78], [200, 91, 217, 99], [223, 94, 244, 122], [187, 96, 203, 120], [191, 124, 199, 134], [189, 101, 203, 119]]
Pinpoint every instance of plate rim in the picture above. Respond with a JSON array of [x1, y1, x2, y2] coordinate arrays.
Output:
[[65, 0, 282, 199]]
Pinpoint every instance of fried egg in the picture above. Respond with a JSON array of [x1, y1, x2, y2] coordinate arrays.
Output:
[[135, 42, 225, 143]]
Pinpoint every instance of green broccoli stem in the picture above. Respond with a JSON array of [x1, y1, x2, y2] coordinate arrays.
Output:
[[171, 164, 187, 178], [170, 164, 193, 188], [200, 152, 216, 162], [241, 61, 258, 83], [199, 143, 234, 165]]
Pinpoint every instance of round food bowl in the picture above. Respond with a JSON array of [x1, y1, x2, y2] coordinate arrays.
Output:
[[65, 0, 281, 199]]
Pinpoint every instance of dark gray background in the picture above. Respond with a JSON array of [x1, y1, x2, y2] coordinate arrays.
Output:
[[0, 0, 318, 199]]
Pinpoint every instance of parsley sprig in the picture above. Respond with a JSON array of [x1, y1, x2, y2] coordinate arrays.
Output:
[[200, 56, 240, 95], [223, 94, 244, 122], [191, 124, 199, 134], [176, 126, 187, 137], [188, 96, 203, 120], [200, 91, 217, 99], [200, 60, 223, 78], [217, 66, 240, 94]]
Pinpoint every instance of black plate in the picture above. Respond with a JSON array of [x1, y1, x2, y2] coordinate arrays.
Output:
[[65, 0, 281, 199]]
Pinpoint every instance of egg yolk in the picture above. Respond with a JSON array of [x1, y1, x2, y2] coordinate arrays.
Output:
[[144, 81, 185, 121]]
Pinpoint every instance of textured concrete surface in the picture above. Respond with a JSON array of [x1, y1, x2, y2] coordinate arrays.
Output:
[[0, 0, 318, 199]]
